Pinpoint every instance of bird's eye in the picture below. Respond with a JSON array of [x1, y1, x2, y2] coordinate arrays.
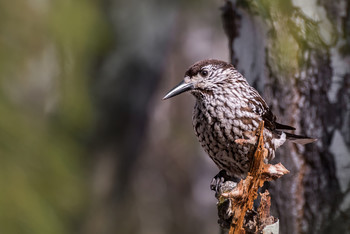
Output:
[[200, 69, 209, 77]]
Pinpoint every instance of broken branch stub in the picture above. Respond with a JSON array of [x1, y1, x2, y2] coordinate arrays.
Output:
[[217, 121, 289, 234]]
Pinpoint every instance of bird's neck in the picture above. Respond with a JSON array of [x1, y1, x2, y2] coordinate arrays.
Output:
[[194, 84, 248, 115]]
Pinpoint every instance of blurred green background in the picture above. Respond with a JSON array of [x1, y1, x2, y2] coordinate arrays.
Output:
[[0, 1, 108, 233], [0, 0, 226, 233], [1, 0, 349, 233]]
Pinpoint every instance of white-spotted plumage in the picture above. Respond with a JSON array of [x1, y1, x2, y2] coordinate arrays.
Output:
[[164, 59, 316, 178]]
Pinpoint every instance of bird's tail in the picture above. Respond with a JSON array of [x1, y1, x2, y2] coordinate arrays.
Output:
[[285, 132, 317, 145]]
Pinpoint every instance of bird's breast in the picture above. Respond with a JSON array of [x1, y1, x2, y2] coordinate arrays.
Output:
[[193, 101, 250, 140], [192, 102, 255, 177]]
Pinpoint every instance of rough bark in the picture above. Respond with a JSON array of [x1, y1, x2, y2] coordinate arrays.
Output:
[[222, 0, 350, 233]]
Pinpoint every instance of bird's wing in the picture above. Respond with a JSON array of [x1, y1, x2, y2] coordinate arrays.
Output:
[[246, 87, 315, 144], [259, 104, 316, 144], [261, 108, 296, 130], [247, 93, 277, 131], [274, 122, 296, 130], [249, 93, 295, 132], [261, 108, 278, 131]]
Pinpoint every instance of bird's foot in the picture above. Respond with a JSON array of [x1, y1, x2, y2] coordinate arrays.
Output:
[[210, 170, 241, 198]]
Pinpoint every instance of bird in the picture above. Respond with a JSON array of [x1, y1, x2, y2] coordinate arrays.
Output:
[[163, 59, 316, 180]]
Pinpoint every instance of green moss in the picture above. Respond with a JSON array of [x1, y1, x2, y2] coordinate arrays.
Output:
[[238, 0, 336, 80], [0, 0, 110, 233]]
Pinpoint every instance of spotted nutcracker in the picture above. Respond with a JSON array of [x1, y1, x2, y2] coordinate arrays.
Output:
[[163, 59, 316, 180]]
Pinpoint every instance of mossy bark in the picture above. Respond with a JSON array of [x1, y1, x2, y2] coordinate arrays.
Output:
[[222, 0, 350, 233]]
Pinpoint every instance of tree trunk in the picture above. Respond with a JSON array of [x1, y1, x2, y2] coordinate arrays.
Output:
[[222, 0, 350, 233]]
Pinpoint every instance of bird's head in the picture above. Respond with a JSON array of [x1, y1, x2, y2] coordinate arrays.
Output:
[[163, 59, 236, 100]]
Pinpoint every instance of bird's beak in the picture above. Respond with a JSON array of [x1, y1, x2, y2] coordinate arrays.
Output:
[[163, 80, 194, 100]]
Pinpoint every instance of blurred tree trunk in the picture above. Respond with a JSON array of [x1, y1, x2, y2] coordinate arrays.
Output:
[[222, 0, 350, 233], [83, 1, 178, 233], [84, 1, 229, 234]]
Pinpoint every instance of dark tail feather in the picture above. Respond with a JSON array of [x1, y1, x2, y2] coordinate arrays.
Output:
[[285, 132, 317, 145], [275, 122, 296, 130]]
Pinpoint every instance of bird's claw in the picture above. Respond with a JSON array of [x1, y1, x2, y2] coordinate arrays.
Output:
[[210, 170, 241, 198]]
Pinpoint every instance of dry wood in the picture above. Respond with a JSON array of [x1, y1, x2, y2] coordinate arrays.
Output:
[[219, 121, 289, 234]]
